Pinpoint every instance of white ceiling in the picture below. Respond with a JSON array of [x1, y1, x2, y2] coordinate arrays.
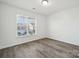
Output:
[[0, 0, 79, 16]]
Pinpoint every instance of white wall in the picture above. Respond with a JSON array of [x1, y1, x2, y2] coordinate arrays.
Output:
[[47, 6, 79, 46], [0, 2, 46, 49]]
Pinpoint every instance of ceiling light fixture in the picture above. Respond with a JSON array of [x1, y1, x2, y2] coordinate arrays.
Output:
[[41, 0, 48, 6]]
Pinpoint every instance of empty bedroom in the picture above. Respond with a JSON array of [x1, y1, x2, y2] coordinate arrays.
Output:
[[0, 0, 79, 58]]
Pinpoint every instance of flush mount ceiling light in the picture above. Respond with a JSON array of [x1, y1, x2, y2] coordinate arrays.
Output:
[[41, 0, 48, 6]]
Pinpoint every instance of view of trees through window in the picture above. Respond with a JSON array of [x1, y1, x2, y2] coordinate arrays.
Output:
[[17, 15, 36, 37]]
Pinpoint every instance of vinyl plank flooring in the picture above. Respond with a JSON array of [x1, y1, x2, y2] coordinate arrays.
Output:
[[0, 38, 79, 58]]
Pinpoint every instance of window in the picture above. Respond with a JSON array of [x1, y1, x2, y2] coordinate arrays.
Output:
[[16, 15, 37, 37]]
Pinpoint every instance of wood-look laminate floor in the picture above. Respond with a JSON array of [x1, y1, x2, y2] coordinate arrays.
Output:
[[0, 38, 79, 58]]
